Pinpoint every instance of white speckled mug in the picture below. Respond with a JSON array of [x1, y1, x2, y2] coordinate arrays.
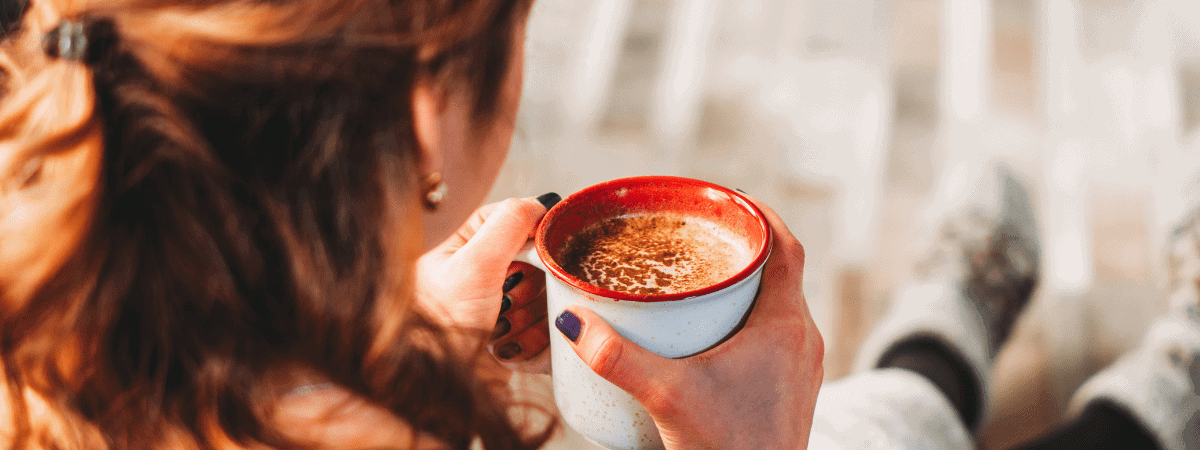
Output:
[[514, 176, 772, 450]]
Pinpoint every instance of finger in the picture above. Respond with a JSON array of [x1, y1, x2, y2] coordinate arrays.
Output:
[[502, 263, 545, 313], [554, 307, 682, 410], [436, 200, 507, 251], [436, 193, 552, 251], [452, 197, 549, 274], [492, 291, 547, 341], [736, 193, 810, 327], [739, 193, 804, 271], [493, 288, 550, 371], [492, 314, 550, 362], [497, 341, 551, 375]]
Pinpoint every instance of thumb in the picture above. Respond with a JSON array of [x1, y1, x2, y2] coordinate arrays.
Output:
[[554, 307, 678, 404], [454, 197, 549, 269]]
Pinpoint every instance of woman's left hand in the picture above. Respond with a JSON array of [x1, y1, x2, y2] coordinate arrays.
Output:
[[414, 196, 557, 368]]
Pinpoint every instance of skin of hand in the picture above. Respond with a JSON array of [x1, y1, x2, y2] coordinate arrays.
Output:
[[558, 196, 824, 450], [414, 197, 552, 368]]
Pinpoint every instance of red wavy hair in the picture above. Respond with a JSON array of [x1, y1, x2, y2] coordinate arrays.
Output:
[[0, 0, 554, 447]]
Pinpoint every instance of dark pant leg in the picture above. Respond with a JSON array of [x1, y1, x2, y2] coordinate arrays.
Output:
[[879, 338, 1161, 450], [1010, 401, 1160, 450], [878, 337, 982, 430]]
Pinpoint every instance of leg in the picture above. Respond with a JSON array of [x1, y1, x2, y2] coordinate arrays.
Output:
[[807, 163, 1040, 449], [1030, 211, 1200, 450], [1013, 401, 1160, 450], [808, 369, 975, 450], [856, 163, 1040, 431], [878, 337, 981, 428], [1050, 310, 1200, 450]]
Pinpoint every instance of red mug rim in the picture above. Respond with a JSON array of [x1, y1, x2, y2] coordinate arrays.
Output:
[[533, 176, 773, 302]]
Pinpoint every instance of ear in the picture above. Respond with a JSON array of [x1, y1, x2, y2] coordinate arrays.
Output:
[[411, 76, 447, 179]]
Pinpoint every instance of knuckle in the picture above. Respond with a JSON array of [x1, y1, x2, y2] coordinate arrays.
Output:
[[763, 261, 800, 291], [812, 326, 825, 358], [779, 326, 806, 349], [782, 243, 807, 279], [516, 197, 550, 221], [810, 326, 825, 364], [780, 238, 805, 264], [495, 197, 542, 228], [763, 258, 790, 282], [791, 240, 806, 265], [585, 333, 625, 380], [780, 320, 822, 352], [498, 197, 526, 215]]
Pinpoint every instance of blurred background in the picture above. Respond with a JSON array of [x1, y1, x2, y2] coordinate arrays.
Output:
[[487, 0, 1200, 448]]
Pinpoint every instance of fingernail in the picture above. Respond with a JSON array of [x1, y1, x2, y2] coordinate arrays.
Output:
[[499, 295, 512, 314], [496, 341, 523, 360], [555, 310, 582, 343], [503, 272, 524, 293], [536, 192, 561, 210], [492, 317, 511, 339]]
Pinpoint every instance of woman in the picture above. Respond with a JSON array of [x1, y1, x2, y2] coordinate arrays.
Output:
[[0, 0, 824, 447]]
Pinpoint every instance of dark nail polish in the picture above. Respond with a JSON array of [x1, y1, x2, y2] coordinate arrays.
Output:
[[496, 341, 523, 360], [492, 317, 511, 339], [503, 272, 524, 293], [499, 295, 512, 314], [555, 310, 582, 343], [536, 192, 562, 210]]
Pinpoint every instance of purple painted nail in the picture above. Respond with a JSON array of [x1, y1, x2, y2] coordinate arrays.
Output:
[[555, 310, 582, 343]]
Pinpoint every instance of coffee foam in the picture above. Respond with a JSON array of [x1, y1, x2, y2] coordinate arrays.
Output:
[[557, 213, 753, 296]]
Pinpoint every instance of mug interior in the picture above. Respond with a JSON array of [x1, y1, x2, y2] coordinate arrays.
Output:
[[535, 176, 771, 302]]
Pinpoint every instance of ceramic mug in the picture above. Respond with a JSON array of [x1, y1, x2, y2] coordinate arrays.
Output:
[[514, 176, 772, 450]]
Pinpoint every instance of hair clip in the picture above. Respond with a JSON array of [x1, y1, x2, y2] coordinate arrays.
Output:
[[43, 20, 87, 60]]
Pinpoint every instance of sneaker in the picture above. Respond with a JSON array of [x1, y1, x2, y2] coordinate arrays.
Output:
[[1066, 313, 1200, 450], [1067, 213, 1200, 450], [1167, 208, 1200, 314], [913, 163, 1040, 355], [852, 162, 1041, 428]]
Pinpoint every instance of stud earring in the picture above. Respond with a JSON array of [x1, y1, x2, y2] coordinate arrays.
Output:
[[422, 172, 447, 211]]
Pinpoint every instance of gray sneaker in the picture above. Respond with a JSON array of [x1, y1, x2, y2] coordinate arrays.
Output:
[[913, 164, 1041, 355], [852, 163, 1042, 428], [1066, 207, 1200, 450], [1067, 314, 1200, 450]]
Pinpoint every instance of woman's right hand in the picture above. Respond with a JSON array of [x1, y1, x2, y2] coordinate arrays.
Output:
[[556, 196, 824, 450]]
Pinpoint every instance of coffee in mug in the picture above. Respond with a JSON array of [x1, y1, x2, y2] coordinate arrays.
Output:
[[556, 213, 753, 296], [512, 176, 772, 450]]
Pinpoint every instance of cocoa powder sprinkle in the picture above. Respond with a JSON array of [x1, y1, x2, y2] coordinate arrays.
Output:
[[556, 214, 746, 295]]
